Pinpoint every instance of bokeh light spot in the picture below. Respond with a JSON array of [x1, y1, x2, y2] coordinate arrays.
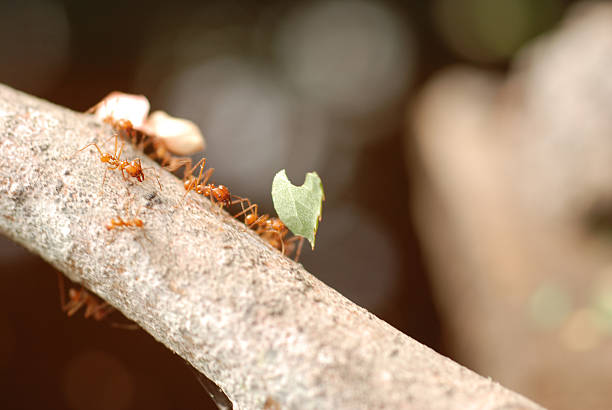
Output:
[[528, 282, 571, 329], [276, 0, 415, 115], [589, 268, 612, 333], [157, 57, 327, 198], [433, 0, 562, 62]]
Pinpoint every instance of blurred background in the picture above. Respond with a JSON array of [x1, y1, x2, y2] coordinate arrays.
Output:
[[3, 0, 612, 409]]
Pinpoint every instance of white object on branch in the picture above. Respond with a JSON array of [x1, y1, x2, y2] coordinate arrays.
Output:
[[143, 110, 205, 155], [87, 91, 151, 128], [87, 92, 205, 155]]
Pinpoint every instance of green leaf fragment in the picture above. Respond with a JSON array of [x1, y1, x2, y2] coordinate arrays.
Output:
[[271, 169, 324, 249]]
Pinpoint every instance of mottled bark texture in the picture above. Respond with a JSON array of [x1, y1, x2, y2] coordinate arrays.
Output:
[[0, 84, 542, 410]]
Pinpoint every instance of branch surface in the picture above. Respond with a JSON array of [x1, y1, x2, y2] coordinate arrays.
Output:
[[0, 84, 543, 410]]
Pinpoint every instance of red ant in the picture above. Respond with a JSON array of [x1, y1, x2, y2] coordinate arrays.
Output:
[[233, 200, 269, 228], [105, 199, 152, 242], [75, 134, 161, 190], [57, 272, 114, 320], [233, 199, 305, 261], [104, 116, 193, 179], [106, 207, 144, 231], [106, 117, 143, 146], [57, 272, 139, 329], [86, 92, 150, 144], [183, 158, 237, 209]]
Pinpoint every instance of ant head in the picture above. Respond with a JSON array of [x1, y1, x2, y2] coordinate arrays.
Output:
[[100, 154, 112, 163]]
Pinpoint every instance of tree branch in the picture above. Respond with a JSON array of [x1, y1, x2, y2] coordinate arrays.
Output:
[[0, 84, 542, 409]]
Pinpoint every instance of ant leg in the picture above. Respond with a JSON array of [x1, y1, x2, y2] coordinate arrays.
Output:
[[181, 187, 192, 205], [264, 230, 286, 254], [200, 167, 214, 186], [179, 158, 193, 180], [233, 203, 257, 220], [123, 195, 132, 215], [253, 215, 271, 234], [181, 174, 200, 204], [182, 162, 210, 205], [101, 168, 109, 190], [164, 157, 192, 174], [112, 132, 118, 157], [285, 236, 305, 262], [296, 236, 304, 262], [66, 301, 85, 317], [65, 291, 86, 317], [110, 322, 139, 330], [238, 197, 251, 214], [226, 195, 248, 213], [189, 158, 206, 181], [142, 166, 162, 190], [83, 297, 101, 319], [83, 298, 97, 319], [180, 158, 193, 176], [185, 157, 206, 182], [205, 193, 223, 215], [181, 159, 206, 206], [101, 132, 118, 147], [73, 142, 104, 159], [251, 214, 268, 229], [91, 302, 114, 321], [229, 195, 249, 209], [116, 139, 125, 161], [279, 231, 285, 255], [213, 198, 224, 215]]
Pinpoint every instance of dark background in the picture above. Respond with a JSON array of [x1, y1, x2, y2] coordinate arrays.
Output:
[[0, 1, 572, 408]]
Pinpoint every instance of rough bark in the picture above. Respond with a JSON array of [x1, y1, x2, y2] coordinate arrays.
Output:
[[0, 84, 542, 410]]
